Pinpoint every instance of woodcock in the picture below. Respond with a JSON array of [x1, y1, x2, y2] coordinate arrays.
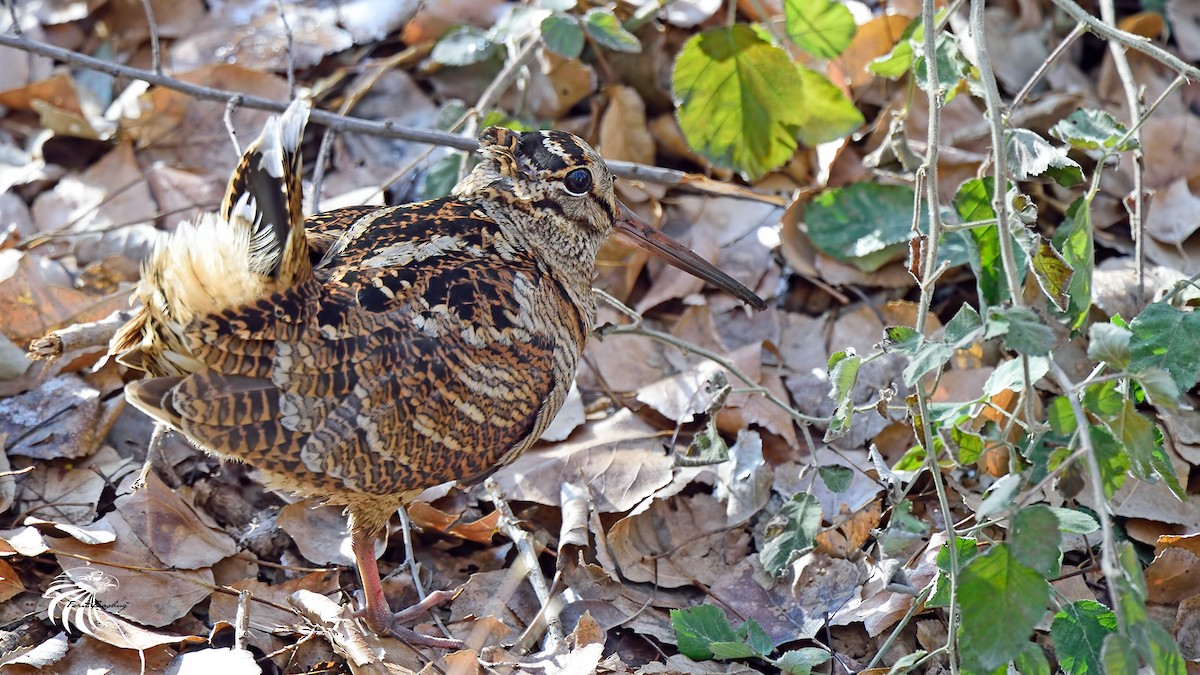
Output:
[[110, 100, 764, 646]]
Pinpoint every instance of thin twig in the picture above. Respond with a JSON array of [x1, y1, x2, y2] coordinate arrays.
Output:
[[275, 0, 296, 99], [1011, 22, 1085, 108], [138, 0, 162, 75], [1050, 0, 1200, 81], [27, 310, 134, 360]]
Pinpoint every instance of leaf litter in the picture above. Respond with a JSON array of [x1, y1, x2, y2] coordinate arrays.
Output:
[[0, 0, 1198, 672]]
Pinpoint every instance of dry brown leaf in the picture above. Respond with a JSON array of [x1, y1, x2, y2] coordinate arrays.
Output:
[[492, 410, 674, 513], [1147, 533, 1200, 605], [18, 447, 132, 526], [50, 509, 214, 627], [0, 72, 81, 113], [0, 374, 102, 460], [209, 571, 341, 634], [0, 251, 131, 344], [447, 568, 535, 645], [277, 500, 356, 566], [0, 556, 24, 602], [599, 85, 655, 167], [171, 3, 353, 72], [113, 471, 237, 569], [608, 493, 750, 588], [706, 555, 820, 646]]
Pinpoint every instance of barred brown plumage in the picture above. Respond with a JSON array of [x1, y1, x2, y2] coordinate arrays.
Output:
[[110, 99, 764, 647]]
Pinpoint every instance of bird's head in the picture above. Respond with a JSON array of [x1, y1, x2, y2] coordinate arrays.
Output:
[[455, 127, 765, 310]]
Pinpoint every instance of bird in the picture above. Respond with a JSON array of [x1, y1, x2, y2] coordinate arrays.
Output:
[[110, 99, 764, 647]]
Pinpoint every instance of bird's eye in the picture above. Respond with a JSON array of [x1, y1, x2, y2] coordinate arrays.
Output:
[[563, 168, 592, 196]]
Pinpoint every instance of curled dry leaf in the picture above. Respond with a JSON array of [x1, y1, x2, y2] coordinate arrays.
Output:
[[17, 446, 131, 526], [608, 493, 750, 588], [209, 571, 341, 635]]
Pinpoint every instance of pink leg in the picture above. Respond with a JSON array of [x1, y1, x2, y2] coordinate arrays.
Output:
[[350, 529, 463, 649]]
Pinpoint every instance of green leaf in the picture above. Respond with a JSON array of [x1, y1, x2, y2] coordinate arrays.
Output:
[[1150, 438, 1185, 500], [1052, 600, 1118, 675], [988, 306, 1054, 356], [1005, 128, 1084, 187], [673, 26, 805, 181], [1144, 620, 1187, 675], [582, 8, 640, 52], [761, 493, 822, 575], [959, 544, 1052, 673], [1088, 322, 1132, 370], [773, 648, 831, 674], [540, 14, 584, 58], [708, 641, 757, 659], [1083, 381, 1122, 418], [1050, 108, 1138, 152], [1028, 237, 1074, 313], [977, 473, 1021, 520], [951, 425, 984, 465], [1046, 396, 1076, 435], [420, 152, 464, 200], [794, 66, 865, 146], [868, 18, 919, 78], [902, 340, 954, 387], [1090, 425, 1130, 498], [983, 355, 1049, 396], [825, 350, 862, 441], [1046, 507, 1099, 534], [1011, 505, 1062, 578], [884, 325, 922, 354], [1134, 367, 1181, 407], [1052, 198, 1093, 329], [1015, 642, 1052, 675], [1129, 302, 1200, 391], [744, 619, 773, 657], [784, 0, 856, 58], [430, 26, 501, 66], [1102, 635, 1139, 675], [818, 465, 853, 493], [1106, 400, 1157, 481], [806, 183, 921, 272], [928, 537, 980, 608], [671, 605, 737, 660], [945, 304, 983, 348], [914, 31, 972, 102]]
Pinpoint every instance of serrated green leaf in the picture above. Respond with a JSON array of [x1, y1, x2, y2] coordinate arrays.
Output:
[[431, 26, 501, 66], [582, 8, 640, 52], [1151, 438, 1185, 500], [1102, 634, 1139, 675], [984, 355, 1049, 396], [977, 473, 1021, 519], [784, 0, 855, 58], [806, 183, 922, 272], [825, 351, 862, 441], [794, 66, 865, 146], [1053, 600, 1118, 675], [1144, 619, 1187, 675], [671, 606, 737, 660], [1052, 198, 1093, 329], [1012, 505, 1062, 578], [673, 26, 805, 181], [540, 14, 584, 58], [928, 537, 980, 608], [914, 31, 972, 102], [761, 493, 822, 575], [989, 306, 1054, 356], [1006, 128, 1084, 187], [959, 544, 1052, 673], [1088, 322, 1132, 370], [818, 464, 852, 493], [1134, 367, 1180, 407], [902, 339, 954, 387], [1050, 108, 1138, 152], [1083, 381, 1122, 418], [945, 304, 983, 348], [1129, 302, 1200, 391], [1090, 425, 1130, 498], [773, 647, 831, 674]]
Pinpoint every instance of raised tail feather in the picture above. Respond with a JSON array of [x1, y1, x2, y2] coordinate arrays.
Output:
[[111, 99, 313, 377]]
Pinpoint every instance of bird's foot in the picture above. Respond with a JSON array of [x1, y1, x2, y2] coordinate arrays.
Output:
[[356, 588, 464, 649]]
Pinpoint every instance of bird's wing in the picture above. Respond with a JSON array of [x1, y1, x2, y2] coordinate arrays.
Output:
[[130, 201, 572, 497]]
